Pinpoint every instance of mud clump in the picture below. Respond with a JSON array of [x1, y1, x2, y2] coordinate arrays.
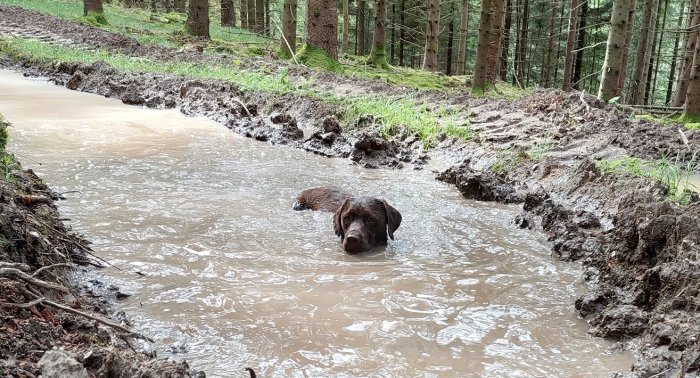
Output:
[[437, 161, 523, 203]]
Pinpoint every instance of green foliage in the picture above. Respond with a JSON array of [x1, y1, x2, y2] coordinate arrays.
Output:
[[0, 115, 8, 151], [596, 153, 700, 204], [368, 47, 390, 70], [296, 44, 344, 73]]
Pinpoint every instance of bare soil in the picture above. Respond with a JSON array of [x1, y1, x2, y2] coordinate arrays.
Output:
[[1, 4, 700, 377]]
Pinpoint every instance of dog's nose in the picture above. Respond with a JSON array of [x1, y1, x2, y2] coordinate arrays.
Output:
[[343, 235, 364, 254]]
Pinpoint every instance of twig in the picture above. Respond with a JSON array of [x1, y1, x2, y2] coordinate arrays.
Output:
[[272, 18, 299, 65], [579, 91, 591, 114], [0, 267, 69, 293], [32, 263, 72, 278], [0, 297, 45, 309], [232, 98, 252, 118]]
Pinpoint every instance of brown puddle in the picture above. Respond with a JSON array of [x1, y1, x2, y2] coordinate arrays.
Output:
[[1, 69, 633, 377]]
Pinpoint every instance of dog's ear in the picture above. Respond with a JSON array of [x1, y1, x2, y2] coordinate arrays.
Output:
[[380, 200, 402, 240], [333, 199, 349, 239]]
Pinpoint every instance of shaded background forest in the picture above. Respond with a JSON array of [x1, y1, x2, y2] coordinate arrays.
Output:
[[101, 0, 695, 111]]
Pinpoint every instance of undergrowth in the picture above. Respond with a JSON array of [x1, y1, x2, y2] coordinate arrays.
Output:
[[596, 154, 699, 204]]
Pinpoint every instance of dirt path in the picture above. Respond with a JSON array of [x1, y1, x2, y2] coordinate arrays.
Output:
[[2, 4, 700, 377]]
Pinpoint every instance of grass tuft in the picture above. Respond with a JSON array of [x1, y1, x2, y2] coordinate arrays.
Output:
[[295, 44, 343, 73]]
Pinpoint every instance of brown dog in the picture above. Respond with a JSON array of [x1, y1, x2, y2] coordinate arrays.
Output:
[[293, 187, 402, 254]]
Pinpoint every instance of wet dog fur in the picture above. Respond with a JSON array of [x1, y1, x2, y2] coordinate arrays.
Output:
[[293, 187, 402, 254]]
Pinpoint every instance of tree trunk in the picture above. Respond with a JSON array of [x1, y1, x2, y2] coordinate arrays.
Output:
[[598, 0, 633, 101], [541, 0, 559, 87], [446, 2, 456, 75], [246, 0, 256, 30], [626, 0, 659, 105], [487, 0, 506, 81], [150, 0, 157, 15], [616, 5, 635, 96], [667, 1, 686, 104], [650, 0, 668, 104], [515, 0, 529, 86], [500, 0, 512, 81], [165, 0, 171, 13], [254, 0, 264, 34], [423, 0, 441, 71], [221, 0, 234, 26], [390, 2, 396, 63], [399, 0, 405, 66], [240, 0, 248, 28], [174, 0, 185, 13], [370, 0, 389, 67], [562, 0, 579, 90], [683, 16, 700, 117], [572, 0, 588, 89], [646, 0, 665, 104], [281, 0, 297, 56], [306, 0, 338, 58], [84, 0, 103, 15], [341, 0, 349, 54], [673, 0, 700, 107], [186, 0, 210, 37], [473, 0, 495, 93], [455, 0, 469, 75], [357, 0, 366, 55]]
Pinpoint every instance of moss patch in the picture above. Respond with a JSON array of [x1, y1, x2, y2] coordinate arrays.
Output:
[[369, 46, 390, 70], [77, 10, 108, 26], [296, 44, 343, 73]]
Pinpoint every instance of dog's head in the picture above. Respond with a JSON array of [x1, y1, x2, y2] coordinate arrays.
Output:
[[333, 197, 402, 254]]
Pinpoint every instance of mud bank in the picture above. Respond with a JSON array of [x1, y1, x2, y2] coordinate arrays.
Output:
[[1, 4, 700, 376]]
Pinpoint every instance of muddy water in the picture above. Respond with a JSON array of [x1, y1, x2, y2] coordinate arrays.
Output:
[[1, 69, 633, 377]]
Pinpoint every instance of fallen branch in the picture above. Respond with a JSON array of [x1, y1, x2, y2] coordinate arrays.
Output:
[[0, 297, 45, 309], [32, 263, 72, 278], [232, 98, 252, 118], [17, 195, 52, 206], [0, 267, 69, 293]]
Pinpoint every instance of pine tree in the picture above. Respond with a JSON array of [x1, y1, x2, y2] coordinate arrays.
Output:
[[455, 0, 470, 75], [186, 0, 210, 38], [673, 0, 700, 107], [423, 0, 441, 71], [280, 0, 297, 56], [562, 0, 579, 90], [306, 0, 338, 58], [598, 0, 633, 101], [473, 0, 495, 93], [626, 0, 659, 104], [221, 0, 235, 27], [541, 0, 559, 87], [370, 0, 389, 67]]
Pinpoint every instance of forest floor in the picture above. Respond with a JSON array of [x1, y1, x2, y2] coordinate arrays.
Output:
[[1, 2, 700, 377]]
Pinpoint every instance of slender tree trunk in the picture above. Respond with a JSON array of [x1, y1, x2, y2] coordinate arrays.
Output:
[[646, 0, 666, 104], [370, 0, 389, 67], [667, 1, 686, 104], [164, 0, 171, 12], [456, 0, 469, 75], [306, 0, 338, 58], [572, 0, 588, 89], [683, 15, 700, 117], [500, 0, 512, 81], [446, 2, 456, 75], [174, 0, 185, 13], [84, 0, 104, 15], [598, 0, 633, 101], [473, 0, 495, 92], [562, 0, 579, 90], [265, 0, 270, 35], [399, 0, 405, 66], [423, 0, 441, 70], [221, 0, 234, 26], [616, 5, 635, 96], [553, 2, 566, 83], [341, 0, 349, 54], [542, 0, 559, 87], [186, 0, 210, 37], [487, 0, 506, 81], [673, 0, 700, 107], [281, 0, 297, 56], [390, 2, 396, 63], [254, 0, 264, 34], [357, 0, 366, 55], [515, 0, 529, 86], [627, 0, 659, 104], [241, 0, 248, 28], [246, 0, 256, 30], [150, 0, 157, 16]]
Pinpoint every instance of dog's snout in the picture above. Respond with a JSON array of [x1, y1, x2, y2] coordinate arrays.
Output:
[[343, 234, 365, 254]]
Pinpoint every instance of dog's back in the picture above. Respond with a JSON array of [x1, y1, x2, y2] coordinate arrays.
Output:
[[292, 187, 352, 212]]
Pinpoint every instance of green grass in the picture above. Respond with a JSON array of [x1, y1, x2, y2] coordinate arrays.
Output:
[[343, 96, 472, 148], [596, 154, 699, 204], [0, 115, 18, 182], [296, 44, 344, 73], [0, 37, 295, 93]]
